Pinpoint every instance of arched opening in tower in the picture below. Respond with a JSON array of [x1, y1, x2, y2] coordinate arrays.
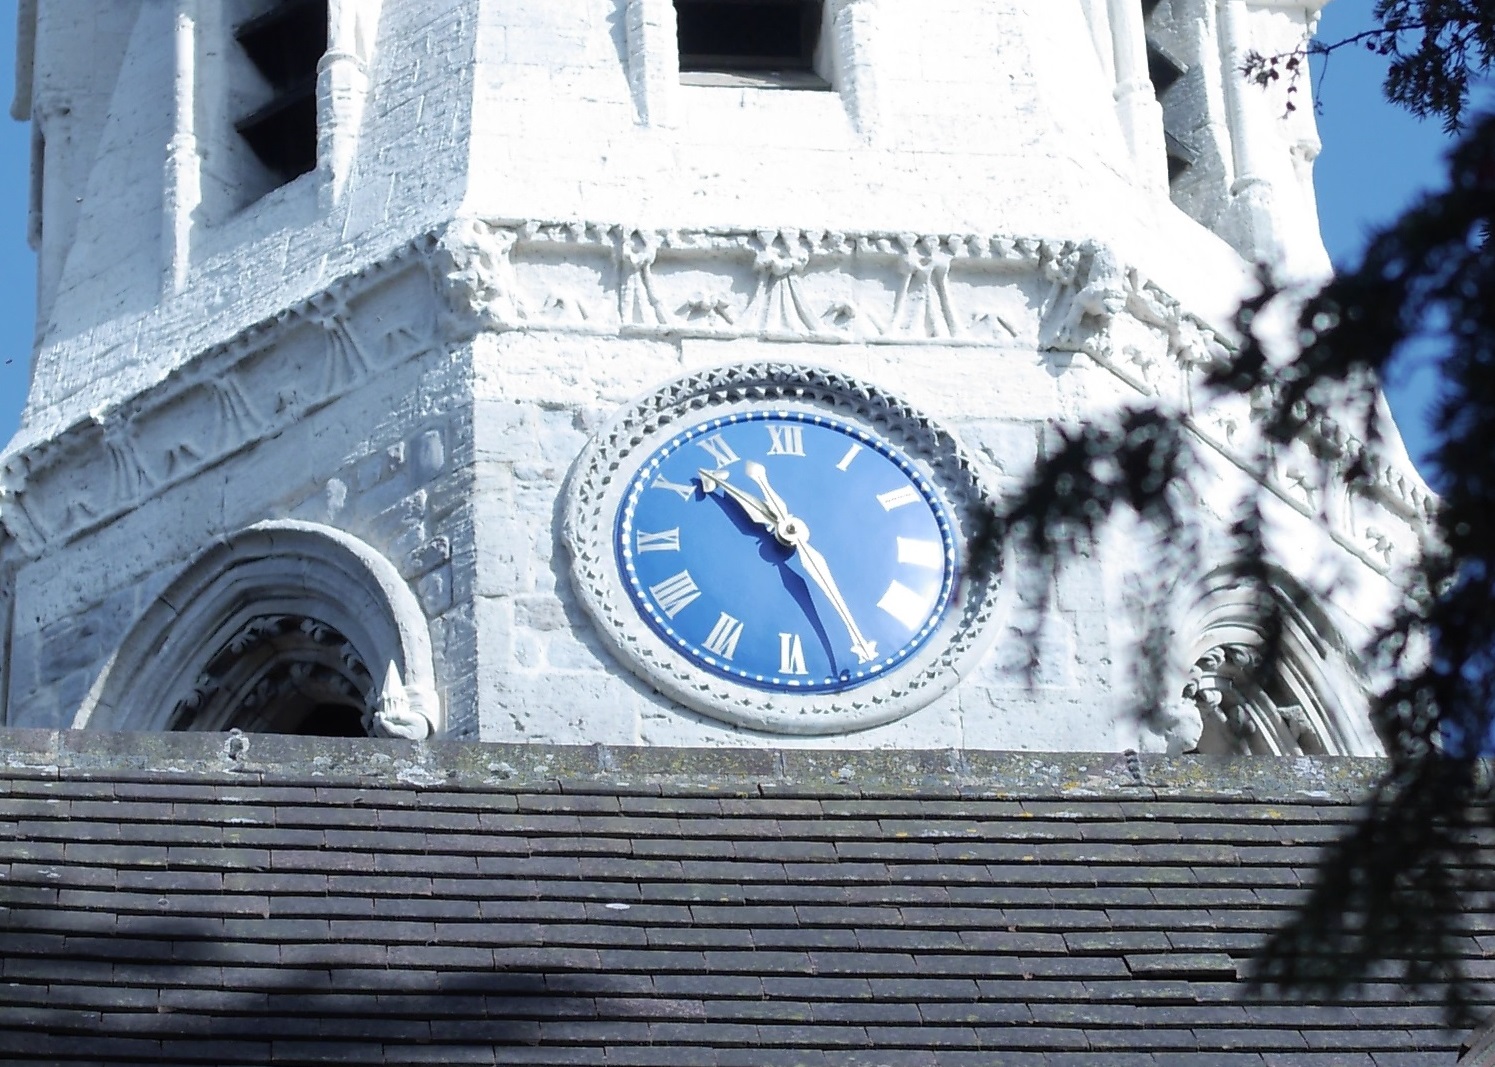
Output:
[[167, 614, 377, 738]]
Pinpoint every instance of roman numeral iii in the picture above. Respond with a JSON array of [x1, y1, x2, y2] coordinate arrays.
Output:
[[649, 570, 702, 618]]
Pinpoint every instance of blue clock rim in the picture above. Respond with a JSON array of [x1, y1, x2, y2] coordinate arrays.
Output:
[[614, 408, 960, 694]]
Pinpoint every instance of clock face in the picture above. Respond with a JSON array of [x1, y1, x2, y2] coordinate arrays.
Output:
[[615, 410, 958, 692]]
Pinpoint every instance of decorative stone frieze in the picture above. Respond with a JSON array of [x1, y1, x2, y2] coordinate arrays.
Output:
[[0, 220, 1431, 585]]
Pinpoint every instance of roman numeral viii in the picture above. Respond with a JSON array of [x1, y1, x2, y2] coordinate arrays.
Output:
[[649, 570, 702, 619], [702, 613, 745, 660]]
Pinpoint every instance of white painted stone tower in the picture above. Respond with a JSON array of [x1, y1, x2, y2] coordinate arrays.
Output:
[[0, 0, 1429, 753]]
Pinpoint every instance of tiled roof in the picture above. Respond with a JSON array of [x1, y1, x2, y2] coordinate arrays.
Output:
[[0, 729, 1477, 1066]]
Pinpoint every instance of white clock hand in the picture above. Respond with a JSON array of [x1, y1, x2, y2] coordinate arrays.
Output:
[[738, 462, 878, 665], [793, 537, 880, 665], [698, 469, 778, 530], [743, 461, 794, 528]]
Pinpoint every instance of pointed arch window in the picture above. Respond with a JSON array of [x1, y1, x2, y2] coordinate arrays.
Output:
[[74, 521, 441, 740]]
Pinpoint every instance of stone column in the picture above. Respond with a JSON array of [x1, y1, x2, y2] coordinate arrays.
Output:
[[1107, 0, 1169, 197], [318, 0, 376, 207], [162, 0, 200, 295], [1218, 0, 1285, 263], [626, 0, 678, 128]]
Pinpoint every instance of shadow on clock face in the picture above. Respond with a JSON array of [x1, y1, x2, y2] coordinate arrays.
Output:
[[709, 494, 843, 675]]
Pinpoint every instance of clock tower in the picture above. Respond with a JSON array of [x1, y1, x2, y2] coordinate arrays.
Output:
[[1, 0, 1428, 755]]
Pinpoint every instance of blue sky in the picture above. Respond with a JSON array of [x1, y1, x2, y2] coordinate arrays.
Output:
[[0, 3, 1464, 472]]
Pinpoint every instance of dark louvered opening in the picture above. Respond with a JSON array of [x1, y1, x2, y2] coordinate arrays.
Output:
[[676, 0, 822, 74], [1140, 0, 1194, 185], [1146, 42, 1185, 96], [1164, 130, 1197, 184], [234, 0, 327, 185]]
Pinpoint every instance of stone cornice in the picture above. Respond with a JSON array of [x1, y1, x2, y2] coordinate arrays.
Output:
[[0, 726, 1387, 801], [0, 218, 1433, 573]]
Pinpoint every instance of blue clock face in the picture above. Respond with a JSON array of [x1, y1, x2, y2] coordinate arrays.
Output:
[[615, 410, 958, 692]]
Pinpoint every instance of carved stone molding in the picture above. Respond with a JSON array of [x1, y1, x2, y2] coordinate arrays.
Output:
[[0, 218, 1432, 580], [1182, 642, 1328, 756], [0, 237, 437, 557], [75, 520, 443, 738], [170, 613, 429, 738], [170, 613, 373, 732], [431, 219, 1143, 353]]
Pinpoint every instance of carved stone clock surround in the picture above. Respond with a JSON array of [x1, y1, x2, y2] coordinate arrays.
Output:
[[563, 362, 1006, 735]]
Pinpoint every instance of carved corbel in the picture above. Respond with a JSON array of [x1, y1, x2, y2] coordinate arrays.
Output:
[[1134, 694, 1205, 755], [100, 418, 152, 504], [308, 292, 371, 395], [365, 661, 435, 739], [1039, 240, 1127, 353], [618, 228, 670, 328], [0, 455, 46, 558], [1182, 642, 1263, 747], [891, 235, 959, 339], [434, 218, 531, 333]]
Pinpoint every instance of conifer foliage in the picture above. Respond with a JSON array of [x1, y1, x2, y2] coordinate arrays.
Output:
[[978, 0, 1494, 1021]]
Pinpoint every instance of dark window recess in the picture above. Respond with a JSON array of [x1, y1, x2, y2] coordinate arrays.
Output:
[[1146, 43, 1184, 96], [291, 703, 369, 737], [1139, 1, 1194, 184], [676, 0, 822, 74], [235, 0, 327, 185]]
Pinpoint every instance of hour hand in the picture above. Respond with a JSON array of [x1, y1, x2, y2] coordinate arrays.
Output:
[[742, 461, 793, 526], [698, 469, 777, 530]]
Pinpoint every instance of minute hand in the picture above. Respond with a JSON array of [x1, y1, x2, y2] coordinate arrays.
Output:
[[794, 537, 880, 665], [739, 462, 880, 666]]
